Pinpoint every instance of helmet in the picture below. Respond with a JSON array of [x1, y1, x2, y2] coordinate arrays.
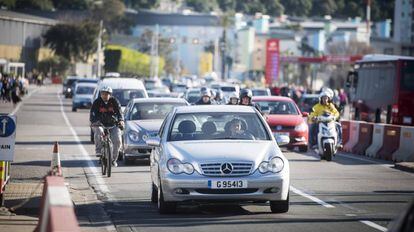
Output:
[[229, 92, 239, 100], [215, 90, 224, 99], [319, 88, 333, 100], [240, 89, 253, 99], [100, 86, 113, 94], [201, 89, 211, 98]]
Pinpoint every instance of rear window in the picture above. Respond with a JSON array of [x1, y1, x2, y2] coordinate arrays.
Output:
[[303, 97, 319, 105], [112, 89, 146, 106], [76, 86, 95, 94], [401, 61, 414, 91], [221, 86, 236, 92], [255, 100, 299, 115]]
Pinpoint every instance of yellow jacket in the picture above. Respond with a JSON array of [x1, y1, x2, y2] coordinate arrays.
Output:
[[308, 103, 340, 123]]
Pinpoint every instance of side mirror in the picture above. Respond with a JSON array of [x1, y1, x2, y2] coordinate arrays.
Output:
[[275, 135, 290, 146], [302, 112, 309, 117], [146, 137, 161, 147]]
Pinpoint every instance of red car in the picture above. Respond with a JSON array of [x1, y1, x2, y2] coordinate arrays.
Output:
[[252, 96, 309, 152]]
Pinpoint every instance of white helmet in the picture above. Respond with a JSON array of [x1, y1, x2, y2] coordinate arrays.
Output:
[[100, 86, 113, 94], [320, 88, 333, 100], [229, 92, 239, 100]]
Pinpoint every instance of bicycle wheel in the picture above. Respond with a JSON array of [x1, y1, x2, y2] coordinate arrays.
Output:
[[101, 146, 107, 175], [107, 141, 112, 177]]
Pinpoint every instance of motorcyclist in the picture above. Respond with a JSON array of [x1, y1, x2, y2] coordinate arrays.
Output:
[[215, 90, 224, 104], [239, 89, 262, 114], [90, 86, 124, 167], [308, 88, 342, 149], [195, 89, 214, 105], [227, 92, 239, 105]]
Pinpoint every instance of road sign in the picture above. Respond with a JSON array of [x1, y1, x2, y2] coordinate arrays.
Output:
[[0, 114, 16, 161], [265, 39, 280, 85]]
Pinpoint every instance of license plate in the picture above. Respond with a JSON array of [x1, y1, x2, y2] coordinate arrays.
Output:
[[208, 180, 247, 189], [274, 132, 289, 137]]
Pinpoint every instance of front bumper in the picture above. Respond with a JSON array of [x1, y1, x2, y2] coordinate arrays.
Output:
[[73, 101, 92, 109], [124, 144, 152, 158], [160, 171, 290, 202], [272, 130, 308, 146]]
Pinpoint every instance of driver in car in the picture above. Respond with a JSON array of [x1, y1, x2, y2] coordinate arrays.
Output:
[[308, 88, 342, 149], [227, 118, 255, 140]]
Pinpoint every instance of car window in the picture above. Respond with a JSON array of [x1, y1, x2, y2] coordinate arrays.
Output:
[[168, 112, 270, 141], [255, 101, 299, 115], [112, 89, 146, 106], [221, 86, 236, 92], [130, 102, 185, 120], [76, 86, 95, 94]]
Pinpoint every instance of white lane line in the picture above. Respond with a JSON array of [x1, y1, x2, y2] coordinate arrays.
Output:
[[290, 186, 335, 208], [359, 220, 388, 232], [57, 92, 110, 195], [11, 88, 39, 115]]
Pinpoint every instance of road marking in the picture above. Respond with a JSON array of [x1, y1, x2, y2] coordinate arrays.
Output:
[[11, 88, 39, 115], [360, 220, 388, 232], [290, 186, 335, 208]]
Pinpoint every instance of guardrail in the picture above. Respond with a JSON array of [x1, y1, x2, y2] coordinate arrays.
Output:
[[341, 120, 414, 162]]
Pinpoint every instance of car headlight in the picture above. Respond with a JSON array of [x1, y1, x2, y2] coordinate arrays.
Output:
[[294, 122, 308, 132], [167, 158, 194, 175], [258, 157, 284, 174], [128, 131, 140, 142], [67, 88, 72, 92]]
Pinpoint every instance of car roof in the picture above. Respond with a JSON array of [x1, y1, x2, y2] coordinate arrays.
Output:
[[175, 105, 256, 114], [252, 96, 294, 102], [75, 82, 97, 88], [99, 78, 145, 89], [131, 97, 188, 104]]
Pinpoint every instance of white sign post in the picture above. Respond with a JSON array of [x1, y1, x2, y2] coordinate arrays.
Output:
[[0, 114, 16, 161]]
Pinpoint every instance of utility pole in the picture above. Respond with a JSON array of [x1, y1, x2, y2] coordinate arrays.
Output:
[[96, 20, 103, 78], [220, 29, 226, 81], [366, 0, 371, 45]]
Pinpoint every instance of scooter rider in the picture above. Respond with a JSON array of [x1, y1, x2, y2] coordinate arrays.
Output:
[[195, 89, 214, 105], [90, 86, 124, 167], [227, 92, 239, 105], [308, 88, 342, 149], [239, 89, 262, 114]]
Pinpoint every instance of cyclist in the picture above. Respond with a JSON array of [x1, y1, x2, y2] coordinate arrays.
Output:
[[90, 86, 124, 167]]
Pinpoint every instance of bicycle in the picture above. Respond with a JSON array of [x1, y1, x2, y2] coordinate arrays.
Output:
[[91, 122, 118, 177]]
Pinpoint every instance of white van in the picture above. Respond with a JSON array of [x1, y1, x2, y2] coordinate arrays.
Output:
[[92, 78, 148, 112]]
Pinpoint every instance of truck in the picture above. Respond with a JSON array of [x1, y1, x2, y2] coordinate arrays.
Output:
[[347, 54, 414, 126]]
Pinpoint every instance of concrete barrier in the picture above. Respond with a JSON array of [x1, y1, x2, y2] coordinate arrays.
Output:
[[352, 122, 374, 155], [50, 142, 62, 176], [36, 176, 80, 232], [393, 126, 414, 162], [377, 125, 401, 161], [340, 120, 350, 151], [343, 121, 360, 152], [365, 124, 385, 158]]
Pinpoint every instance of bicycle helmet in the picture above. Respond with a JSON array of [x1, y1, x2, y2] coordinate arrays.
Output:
[[100, 86, 113, 94]]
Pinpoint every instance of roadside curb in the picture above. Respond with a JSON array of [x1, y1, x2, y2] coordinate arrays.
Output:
[[394, 162, 414, 173]]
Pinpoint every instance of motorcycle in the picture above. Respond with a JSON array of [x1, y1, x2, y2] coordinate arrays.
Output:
[[314, 113, 338, 161]]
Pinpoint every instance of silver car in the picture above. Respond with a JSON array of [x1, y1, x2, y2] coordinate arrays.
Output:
[[122, 98, 189, 164], [147, 105, 290, 214]]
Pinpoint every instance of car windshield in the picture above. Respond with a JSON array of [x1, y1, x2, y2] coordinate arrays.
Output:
[[130, 102, 185, 120], [112, 89, 146, 106], [76, 86, 95, 94], [168, 112, 270, 141], [255, 101, 299, 115]]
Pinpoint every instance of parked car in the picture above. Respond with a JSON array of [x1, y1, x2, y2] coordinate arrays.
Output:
[[122, 98, 189, 164], [298, 94, 319, 113], [147, 105, 290, 214], [252, 96, 309, 152], [72, 82, 97, 112], [252, 88, 271, 96], [62, 76, 80, 98]]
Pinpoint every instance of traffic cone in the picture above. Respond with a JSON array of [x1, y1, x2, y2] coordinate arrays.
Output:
[[50, 142, 62, 176]]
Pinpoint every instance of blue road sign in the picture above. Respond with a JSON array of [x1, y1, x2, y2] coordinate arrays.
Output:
[[0, 115, 16, 137]]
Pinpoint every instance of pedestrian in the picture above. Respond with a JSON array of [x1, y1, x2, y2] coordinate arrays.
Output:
[[10, 76, 21, 105]]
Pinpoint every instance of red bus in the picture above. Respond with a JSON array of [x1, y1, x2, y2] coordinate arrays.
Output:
[[348, 54, 414, 126]]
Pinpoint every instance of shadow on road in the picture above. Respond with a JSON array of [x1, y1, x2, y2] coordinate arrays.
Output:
[[16, 141, 93, 146]]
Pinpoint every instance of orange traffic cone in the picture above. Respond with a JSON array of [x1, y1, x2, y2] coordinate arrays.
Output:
[[50, 142, 62, 176]]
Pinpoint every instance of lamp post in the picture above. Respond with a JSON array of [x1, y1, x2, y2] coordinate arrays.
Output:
[[220, 29, 226, 81]]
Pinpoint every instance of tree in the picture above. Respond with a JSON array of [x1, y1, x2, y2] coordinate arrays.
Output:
[[14, 0, 53, 10], [0, 0, 16, 8], [43, 21, 99, 62], [52, 0, 89, 10], [185, 0, 218, 13], [280, 0, 312, 16], [261, 0, 283, 16], [124, 0, 160, 9], [38, 56, 70, 76], [217, 0, 236, 12], [310, 0, 337, 16]]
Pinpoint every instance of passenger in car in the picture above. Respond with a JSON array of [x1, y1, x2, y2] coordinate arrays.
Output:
[[200, 121, 217, 139]]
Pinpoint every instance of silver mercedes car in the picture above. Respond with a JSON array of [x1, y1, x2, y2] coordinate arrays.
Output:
[[122, 98, 189, 164], [147, 105, 290, 214]]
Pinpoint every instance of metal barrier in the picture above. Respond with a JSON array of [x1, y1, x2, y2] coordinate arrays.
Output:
[[365, 124, 385, 158], [352, 122, 374, 155], [0, 161, 11, 206], [393, 126, 414, 162], [377, 125, 401, 161]]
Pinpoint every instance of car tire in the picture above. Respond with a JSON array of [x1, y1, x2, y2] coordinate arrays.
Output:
[[124, 157, 134, 165], [299, 146, 308, 152], [72, 107, 77, 112], [158, 185, 176, 214], [270, 194, 289, 213], [151, 183, 158, 203]]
